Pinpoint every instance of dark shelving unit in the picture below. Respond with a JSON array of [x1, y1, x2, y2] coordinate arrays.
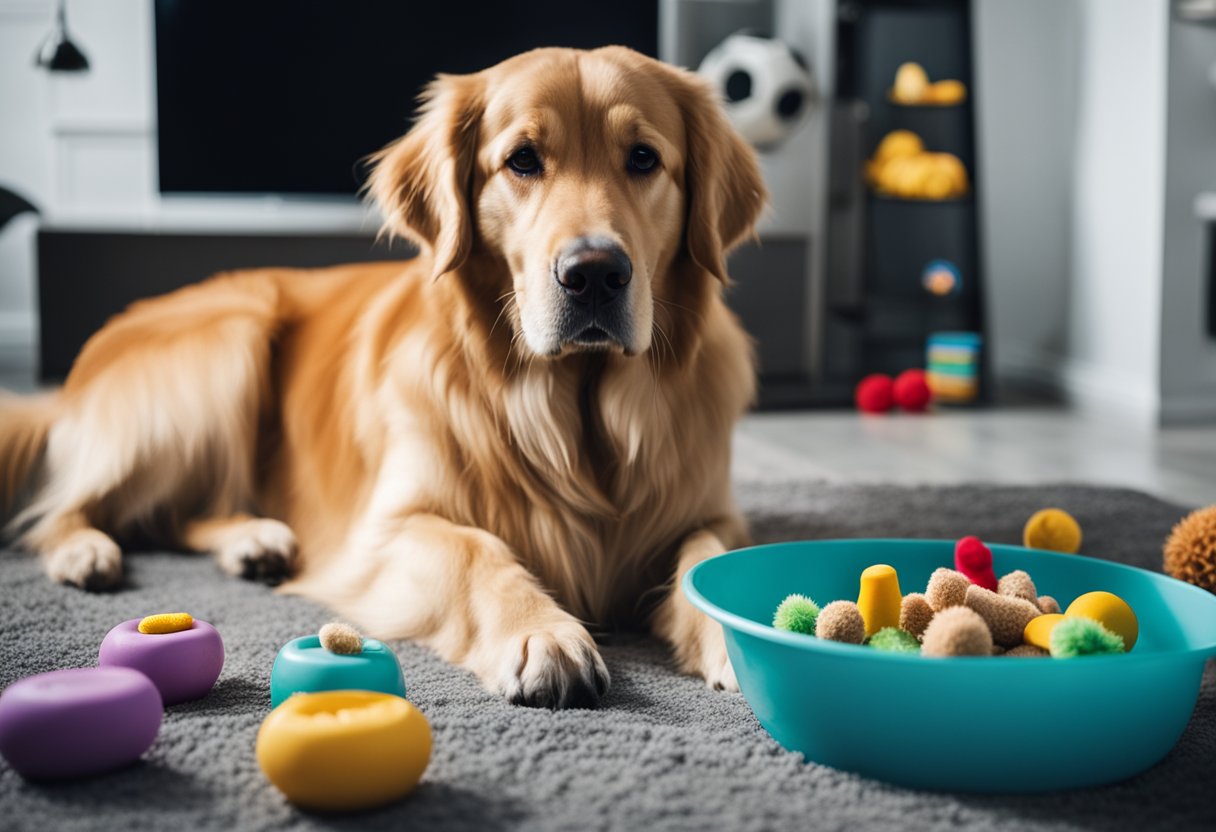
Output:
[[824, 0, 989, 402]]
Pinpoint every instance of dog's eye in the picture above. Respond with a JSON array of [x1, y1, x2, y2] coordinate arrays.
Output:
[[506, 147, 542, 177], [627, 145, 659, 174]]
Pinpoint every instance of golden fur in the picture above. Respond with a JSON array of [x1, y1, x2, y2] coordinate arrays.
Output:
[[0, 47, 766, 707]]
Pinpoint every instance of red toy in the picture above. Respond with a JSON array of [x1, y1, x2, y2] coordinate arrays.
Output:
[[893, 369, 932, 412], [954, 536, 998, 591], [855, 374, 894, 413]]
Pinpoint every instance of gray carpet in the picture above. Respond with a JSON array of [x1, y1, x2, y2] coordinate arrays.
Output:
[[2, 482, 1214, 832]]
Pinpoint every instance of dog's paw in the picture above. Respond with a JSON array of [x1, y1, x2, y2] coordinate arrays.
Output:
[[702, 650, 739, 692], [490, 622, 610, 709], [214, 518, 298, 584], [43, 529, 123, 591], [692, 625, 739, 692]]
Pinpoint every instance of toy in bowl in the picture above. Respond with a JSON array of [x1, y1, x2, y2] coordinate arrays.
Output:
[[270, 624, 406, 708], [98, 614, 224, 705], [683, 539, 1216, 793]]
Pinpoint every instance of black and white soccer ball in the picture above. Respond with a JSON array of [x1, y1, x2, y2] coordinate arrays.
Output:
[[697, 33, 814, 151]]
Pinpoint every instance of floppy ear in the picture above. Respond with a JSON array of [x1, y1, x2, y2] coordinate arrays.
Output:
[[367, 73, 483, 279], [675, 72, 768, 284]]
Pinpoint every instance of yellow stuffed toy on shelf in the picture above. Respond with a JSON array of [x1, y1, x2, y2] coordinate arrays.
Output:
[[866, 130, 969, 200], [890, 62, 968, 106]]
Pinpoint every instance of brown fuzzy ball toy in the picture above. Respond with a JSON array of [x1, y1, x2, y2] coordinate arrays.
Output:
[[1164, 505, 1216, 593]]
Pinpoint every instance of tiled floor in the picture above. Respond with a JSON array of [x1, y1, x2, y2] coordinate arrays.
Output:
[[732, 406, 1216, 507], [4, 345, 1214, 508]]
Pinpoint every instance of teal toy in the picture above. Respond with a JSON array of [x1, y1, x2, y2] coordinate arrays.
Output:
[[270, 624, 406, 708]]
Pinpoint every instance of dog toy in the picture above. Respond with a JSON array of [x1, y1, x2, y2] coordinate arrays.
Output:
[[773, 594, 820, 635], [1049, 617, 1125, 658], [889, 62, 967, 106], [964, 585, 1042, 648], [0, 667, 162, 780], [271, 623, 407, 707], [1023, 613, 1066, 651], [921, 606, 993, 657], [1005, 644, 1049, 658], [997, 570, 1037, 604], [99, 615, 224, 705], [855, 373, 894, 413], [1037, 595, 1061, 614], [1023, 508, 1082, 553], [954, 537, 998, 591], [868, 627, 920, 654], [1163, 504, 1216, 593], [925, 567, 971, 610], [815, 600, 866, 644], [899, 592, 934, 639], [1064, 591, 1138, 650], [856, 564, 902, 636], [257, 690, 431, 811], [892, 369, 932, 412]]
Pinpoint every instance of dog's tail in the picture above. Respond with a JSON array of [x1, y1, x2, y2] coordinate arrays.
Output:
[[0, 391, 58, 521]]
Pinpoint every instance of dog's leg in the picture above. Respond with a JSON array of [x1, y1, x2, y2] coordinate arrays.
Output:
[[652, 517, 747, 691], [182, 514, 298, 583], [290, 513, 610, 709]]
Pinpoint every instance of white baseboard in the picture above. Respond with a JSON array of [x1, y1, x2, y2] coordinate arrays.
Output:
[[996, 347, 1162, 427]]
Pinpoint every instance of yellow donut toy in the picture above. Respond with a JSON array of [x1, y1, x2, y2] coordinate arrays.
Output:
[[257, 690, 432, 811]]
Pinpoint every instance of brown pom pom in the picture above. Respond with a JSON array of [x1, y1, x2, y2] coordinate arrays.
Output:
[[319, 622, 363, 654], [997, 570, 1038, 604], [815, 600, 866, 644], [925, 568, 970, 611], [964, 585, 1042, 648], [899, 593, 935, 639], [1164, 505, 1216, 593], [1037, 595, 1061, 615], [1005, 644, 1050, 658], [921, 607, 993, 657]]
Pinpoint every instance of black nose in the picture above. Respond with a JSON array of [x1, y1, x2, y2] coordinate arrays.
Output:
[[555, 243, 632, 306]]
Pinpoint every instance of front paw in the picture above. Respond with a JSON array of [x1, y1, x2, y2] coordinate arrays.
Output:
[[697, 631, 740, 692], [487, 621, 610, 709], [44, 529, 123, 591]]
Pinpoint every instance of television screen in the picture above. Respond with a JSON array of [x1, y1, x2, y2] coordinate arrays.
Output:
[[154, 0, 660, 195]]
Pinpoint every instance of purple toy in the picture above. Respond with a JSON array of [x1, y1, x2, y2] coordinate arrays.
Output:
[[0, 667, 162, 780], [98, 618, 225, 705]]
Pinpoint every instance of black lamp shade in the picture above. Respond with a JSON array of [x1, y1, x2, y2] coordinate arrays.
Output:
[[34, 1, 89, 73]]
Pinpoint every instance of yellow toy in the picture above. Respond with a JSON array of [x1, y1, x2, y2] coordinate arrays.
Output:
[[257, 691, 432, 811], [889, 62, 967, 106], [137, 612, 193, 634], [1163, 504, 1216, 593], [1023, 613, 1066, 651], [1065, 591, 1138, 650], [857, 564, 902, 637], [1023, 508, 1082, 554]]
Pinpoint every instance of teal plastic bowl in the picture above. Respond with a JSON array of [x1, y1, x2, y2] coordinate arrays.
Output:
[[684, 539, 1216, 793]]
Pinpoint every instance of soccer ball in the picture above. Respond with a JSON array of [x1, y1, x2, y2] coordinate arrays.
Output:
[[697, 32, 814, 151]]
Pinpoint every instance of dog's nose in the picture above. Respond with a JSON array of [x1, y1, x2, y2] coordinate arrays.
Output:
[[555, 243, 632, 306]]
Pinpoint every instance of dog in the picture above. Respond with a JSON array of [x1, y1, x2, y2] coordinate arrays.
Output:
[[0, 46, 766, 708]]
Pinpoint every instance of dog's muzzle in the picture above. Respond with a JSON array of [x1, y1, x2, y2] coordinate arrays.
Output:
[[552, 237, 633, 349]]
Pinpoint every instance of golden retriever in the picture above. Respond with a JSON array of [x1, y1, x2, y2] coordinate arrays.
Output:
[[0, 46, 765, 708]]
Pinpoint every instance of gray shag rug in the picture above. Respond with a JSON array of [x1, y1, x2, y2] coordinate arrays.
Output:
[[2, 483, 1214, 832]]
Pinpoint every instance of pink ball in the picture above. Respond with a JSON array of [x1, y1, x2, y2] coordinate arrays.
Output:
[[893, 369, 932, 412], [855, 374, 894, 413]]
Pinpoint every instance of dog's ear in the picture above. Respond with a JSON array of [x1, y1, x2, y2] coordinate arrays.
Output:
[[367, 74, 483, 279], [673, 71, 768, 284]]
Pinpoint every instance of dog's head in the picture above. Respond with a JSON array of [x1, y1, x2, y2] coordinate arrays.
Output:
[[369, 46, 766, 358]]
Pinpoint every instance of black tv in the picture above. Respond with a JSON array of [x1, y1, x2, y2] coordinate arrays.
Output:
[[154, 0, 659, 196]]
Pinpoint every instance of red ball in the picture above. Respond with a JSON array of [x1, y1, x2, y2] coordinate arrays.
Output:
[[854, 374, 894, 413], [893, 369, 932, 412]]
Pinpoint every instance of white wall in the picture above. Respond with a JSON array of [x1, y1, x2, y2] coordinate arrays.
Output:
[[973, 0, 1076, 396], [1159, 13, 1216, 422]]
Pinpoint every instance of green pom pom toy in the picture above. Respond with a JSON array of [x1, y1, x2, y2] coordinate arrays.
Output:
[[868, 627, 921, 654], [773, 594, 820, 635], [1049, 616, 1125, 658]]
